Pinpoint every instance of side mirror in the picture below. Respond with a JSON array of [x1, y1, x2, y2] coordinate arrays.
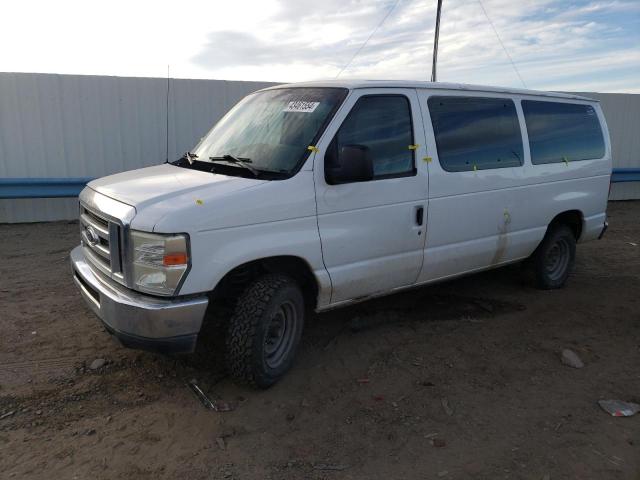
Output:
[[326, 144, 374, 184]]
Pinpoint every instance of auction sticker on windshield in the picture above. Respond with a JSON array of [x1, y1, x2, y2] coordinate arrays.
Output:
[[284, 101, 320, 113]]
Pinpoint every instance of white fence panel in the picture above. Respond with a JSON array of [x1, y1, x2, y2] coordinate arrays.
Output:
[[0, 73, 276, 222], [1, 74, 637, 222], [574, 92, 640, 200]]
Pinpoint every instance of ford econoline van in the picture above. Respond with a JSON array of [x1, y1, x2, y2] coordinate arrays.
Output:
[[71, 81, 611, 387]]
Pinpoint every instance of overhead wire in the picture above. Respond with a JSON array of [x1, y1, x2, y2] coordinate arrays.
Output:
[[334, 0, 527, 88], [335, 0, 402, 78], [476, 0, 528, 88]]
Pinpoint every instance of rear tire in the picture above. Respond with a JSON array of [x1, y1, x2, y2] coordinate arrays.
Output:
[[531, 224, 576, 289], [225, 274, 305, 388]]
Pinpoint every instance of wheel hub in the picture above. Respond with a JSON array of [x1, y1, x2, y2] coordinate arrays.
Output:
[[263, 301, 297, 369], [544, 238, 570, 281]]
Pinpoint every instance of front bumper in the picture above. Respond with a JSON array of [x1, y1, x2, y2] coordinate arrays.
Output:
[[70, 245, 208, 354]]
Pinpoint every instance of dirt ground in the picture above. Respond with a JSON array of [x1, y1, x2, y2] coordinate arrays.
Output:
[[1, 201, 639, 480]]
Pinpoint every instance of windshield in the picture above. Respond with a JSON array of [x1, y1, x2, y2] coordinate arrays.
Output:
[[191, 87, 348, 177]]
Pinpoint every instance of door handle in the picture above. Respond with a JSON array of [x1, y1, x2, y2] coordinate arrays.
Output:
[[415, 206, 424, 226]]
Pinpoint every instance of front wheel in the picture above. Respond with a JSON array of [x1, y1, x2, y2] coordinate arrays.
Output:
[[225, 274, 305, 388], [531, 224, 576, 289]]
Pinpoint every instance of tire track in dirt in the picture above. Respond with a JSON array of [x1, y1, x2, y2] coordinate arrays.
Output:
[[0, 356, 84, 385]]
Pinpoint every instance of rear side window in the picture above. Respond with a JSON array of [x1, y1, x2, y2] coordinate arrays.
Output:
[[327, 95, 415, 179], [428, 96, 523, 172], [522, 100, 605, 164]]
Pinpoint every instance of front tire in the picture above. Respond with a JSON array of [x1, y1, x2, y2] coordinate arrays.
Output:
[[225, 274, 305, 388], [531, 224, 576, 289]]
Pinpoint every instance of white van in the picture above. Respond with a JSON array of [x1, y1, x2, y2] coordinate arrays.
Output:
[[71, 80, 611, 387]]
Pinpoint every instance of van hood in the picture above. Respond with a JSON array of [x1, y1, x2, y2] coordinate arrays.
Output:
[[88, 164, 269, 231], [89, 164, 265, 209], [86, 163, 316, 241]]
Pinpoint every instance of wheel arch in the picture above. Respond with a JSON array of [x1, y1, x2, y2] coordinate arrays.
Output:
[[210, 255, 321, 310], [548, 209, 584, 241]]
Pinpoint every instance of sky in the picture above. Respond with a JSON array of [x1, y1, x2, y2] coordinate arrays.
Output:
[[1, 0, 639, 92]]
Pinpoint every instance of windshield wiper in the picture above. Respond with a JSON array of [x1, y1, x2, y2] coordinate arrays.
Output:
[[181, 151, 199, 165], [209, 155, 259, 177]]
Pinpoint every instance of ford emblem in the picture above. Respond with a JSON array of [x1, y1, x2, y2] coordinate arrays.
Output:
[[85, 226, 100, 245]]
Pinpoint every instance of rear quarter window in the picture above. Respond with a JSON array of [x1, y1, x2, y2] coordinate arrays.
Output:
[[428, 96, 524, 172], [521, 100, 605, 165]]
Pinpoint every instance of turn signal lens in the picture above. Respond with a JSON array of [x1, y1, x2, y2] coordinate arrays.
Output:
[[163, 253, 188, 266]]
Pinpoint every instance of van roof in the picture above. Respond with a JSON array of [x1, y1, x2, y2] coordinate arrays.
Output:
[[263, 80, 596, 102]]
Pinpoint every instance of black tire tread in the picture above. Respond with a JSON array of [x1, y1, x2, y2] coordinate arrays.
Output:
[[532, 224, 576, 290], [225, 274, 295, 388]]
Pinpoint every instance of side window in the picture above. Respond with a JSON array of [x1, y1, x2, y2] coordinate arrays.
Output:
[[325, 95, 415, 181], [428, 96, 524, 172], [522, 100, 605, 164]]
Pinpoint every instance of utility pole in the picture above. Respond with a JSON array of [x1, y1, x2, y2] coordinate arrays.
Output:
[[431, 0, 443, 82]]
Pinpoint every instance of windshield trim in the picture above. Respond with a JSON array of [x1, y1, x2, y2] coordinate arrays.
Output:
[[192, 87, 349, 180]]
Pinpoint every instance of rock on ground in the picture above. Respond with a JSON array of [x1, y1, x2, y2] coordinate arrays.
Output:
[[560, 349, 584, 369], [89, 358, 106, 370]]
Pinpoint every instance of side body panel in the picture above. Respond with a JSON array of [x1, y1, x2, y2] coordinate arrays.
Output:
[[417, 89, 611, 284], [172, 170, 331, 303]]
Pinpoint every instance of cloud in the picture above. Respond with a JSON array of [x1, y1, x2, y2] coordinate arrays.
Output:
[[191, 0, 640, 92], [1, 0, 636, 91], [192, 1, 425, 71]]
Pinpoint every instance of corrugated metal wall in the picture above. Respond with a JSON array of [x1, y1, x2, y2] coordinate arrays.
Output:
[[574, 92, 640, 200], [1, 74, 638, 222], [0, 73, 276, 222]]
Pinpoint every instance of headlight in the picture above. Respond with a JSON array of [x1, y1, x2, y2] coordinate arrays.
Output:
[[129, 230, 190, 296]]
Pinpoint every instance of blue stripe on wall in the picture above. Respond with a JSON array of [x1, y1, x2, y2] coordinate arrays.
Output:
[[0, 178, 93, 199], [0, 168, 638, 199], [611, 168, 640, 183]]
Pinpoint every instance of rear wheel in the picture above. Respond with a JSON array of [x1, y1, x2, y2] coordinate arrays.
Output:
[[531, 224, 576, 289], [225, 274, 305, 388]]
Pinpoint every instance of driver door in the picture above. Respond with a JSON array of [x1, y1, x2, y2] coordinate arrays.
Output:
[[313, 89, 428, 304]]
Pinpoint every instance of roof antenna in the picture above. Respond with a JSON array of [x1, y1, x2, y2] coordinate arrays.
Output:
[[431, 0, 443, 82], [165, 65, 170, 163]]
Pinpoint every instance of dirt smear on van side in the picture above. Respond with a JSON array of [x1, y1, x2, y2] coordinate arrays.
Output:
[[1, 201, 639, 479]]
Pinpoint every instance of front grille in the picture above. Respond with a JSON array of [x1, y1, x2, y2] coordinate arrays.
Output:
[[79, 205, 124, 282]]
